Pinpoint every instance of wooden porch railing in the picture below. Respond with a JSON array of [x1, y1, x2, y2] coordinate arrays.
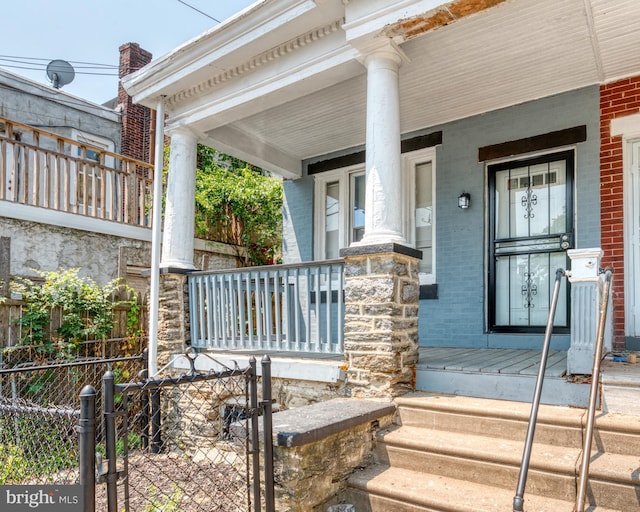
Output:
[[0, 117, 153, 227], [188, 260, 345, 354]]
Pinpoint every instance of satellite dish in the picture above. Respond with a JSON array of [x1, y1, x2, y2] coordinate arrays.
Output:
[[46, 59, 75, 89]]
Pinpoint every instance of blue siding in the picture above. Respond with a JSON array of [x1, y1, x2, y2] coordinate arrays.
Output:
[[282, 177, 315, 263], [284, 86, 601, 350]]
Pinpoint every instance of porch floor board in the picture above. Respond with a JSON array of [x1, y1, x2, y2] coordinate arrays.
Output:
[[415, 347, 585, 406], [418, 347, 566, 377]]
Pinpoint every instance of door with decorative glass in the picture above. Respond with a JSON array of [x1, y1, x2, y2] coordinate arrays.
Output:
[[488, 151, 574, 332]]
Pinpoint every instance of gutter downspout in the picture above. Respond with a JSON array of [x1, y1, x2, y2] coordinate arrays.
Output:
[[148, 97, 165, 378]]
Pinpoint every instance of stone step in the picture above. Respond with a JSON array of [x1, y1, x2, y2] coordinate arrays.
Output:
[[395, 393, 640, 456], [345, 465, 621, 512], [374, 425, 640, 508], [343, 393, 640, 511]]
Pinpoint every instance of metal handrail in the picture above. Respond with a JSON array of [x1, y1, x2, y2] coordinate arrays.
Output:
[[513, 268, 566, 512], [575, 268, 613, 512]]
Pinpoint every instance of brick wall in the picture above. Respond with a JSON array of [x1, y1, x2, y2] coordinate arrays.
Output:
[[600, 76, 640, 348], [118, 42, 153, 163]]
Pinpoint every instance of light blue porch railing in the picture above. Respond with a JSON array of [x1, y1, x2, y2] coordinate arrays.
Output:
[[188, 259, 345, 354]]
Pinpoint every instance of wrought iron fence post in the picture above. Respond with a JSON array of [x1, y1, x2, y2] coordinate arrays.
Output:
[[103, 371, 118, 512], [261, 355, 275, 512], [249, 356, 261, 512], [78, 385, 96, 512]]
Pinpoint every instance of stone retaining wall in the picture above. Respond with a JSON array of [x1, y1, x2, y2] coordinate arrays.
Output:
[[263, 398, 396, 512]]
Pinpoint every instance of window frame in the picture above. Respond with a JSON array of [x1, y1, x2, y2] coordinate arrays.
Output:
[[314, 163, 364, 261], [313, 146, 437, 285], [403, 147, 436, 285]]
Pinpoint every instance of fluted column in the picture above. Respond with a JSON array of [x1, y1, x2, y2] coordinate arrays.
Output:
[[161, 127, 197, 270], [567, 248, 612, 374]]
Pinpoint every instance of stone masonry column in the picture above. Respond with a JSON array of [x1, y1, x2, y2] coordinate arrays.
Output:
[[341, 244, 421, 398], [161, 126, 198, 270], [156, 271, 190, 369], [356, 42, 407, 245], [567, 248, 612, 375]]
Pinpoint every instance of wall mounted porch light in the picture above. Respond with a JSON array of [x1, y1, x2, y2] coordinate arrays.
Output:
[[458, 192, 471, 209]]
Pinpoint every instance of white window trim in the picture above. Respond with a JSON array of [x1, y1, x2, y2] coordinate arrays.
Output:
[[403, 147, 436, 285], [69, 130, 116, 213], [314, 146, 437, 286], [314, 163, 364, 261]]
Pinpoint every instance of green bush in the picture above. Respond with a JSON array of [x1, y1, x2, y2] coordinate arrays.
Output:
[[0, 416, 76, 481], [0, 444, 29, 484], [11, 268, 139, 351]]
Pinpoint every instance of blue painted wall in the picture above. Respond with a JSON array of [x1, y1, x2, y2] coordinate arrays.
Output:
[[283, 86, 601, 350]]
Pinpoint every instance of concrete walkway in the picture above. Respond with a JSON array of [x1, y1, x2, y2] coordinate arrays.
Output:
[[601, 357, 640, 415]]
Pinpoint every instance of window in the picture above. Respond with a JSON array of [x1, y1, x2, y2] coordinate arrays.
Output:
[[69, 130, 115, 216], [404, 148, 436, 284], [314, 148, 436, 283], [315, 165, 366, 260]]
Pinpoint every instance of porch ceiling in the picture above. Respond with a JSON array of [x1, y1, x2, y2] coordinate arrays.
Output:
[[123, 0, 640, 177]]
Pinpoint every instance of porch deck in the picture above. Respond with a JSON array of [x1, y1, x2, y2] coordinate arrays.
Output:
[[415, 347, 588, 407], [418, 347, 567, 377], [185, 346, 639, 410]]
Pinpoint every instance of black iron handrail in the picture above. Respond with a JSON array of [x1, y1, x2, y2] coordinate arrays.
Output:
[[513, 268, 566, 512], [575, 268, 613, 512]]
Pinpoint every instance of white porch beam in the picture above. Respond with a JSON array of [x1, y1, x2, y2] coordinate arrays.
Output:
[[205, 126, 301, 180]]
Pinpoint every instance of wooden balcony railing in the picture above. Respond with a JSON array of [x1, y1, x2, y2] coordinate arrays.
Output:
[[0, 117, 153, 227], [188, 260, 345, 354]]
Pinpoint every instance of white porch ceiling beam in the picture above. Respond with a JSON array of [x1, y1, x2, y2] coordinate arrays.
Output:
[[166, 30, 362, 131], [204, 125, 301, 179]]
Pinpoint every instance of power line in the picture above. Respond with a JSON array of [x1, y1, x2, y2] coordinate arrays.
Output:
[[0, 55, 119, 69], [176, 0, 221, 23], [0, 63, 119, 76]]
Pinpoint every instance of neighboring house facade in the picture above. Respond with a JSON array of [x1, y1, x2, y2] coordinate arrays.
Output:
[[0, 65, 141, 287], [122, 0, 640, 404], [0, 45, 241, 347]]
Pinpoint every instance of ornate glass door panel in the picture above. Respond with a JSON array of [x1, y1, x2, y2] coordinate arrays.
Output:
[[489, 151, 574, 332]]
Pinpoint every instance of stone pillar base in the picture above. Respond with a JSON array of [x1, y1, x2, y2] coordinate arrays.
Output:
[[156, 270, 190, 369], [340, 243, 421, 399]]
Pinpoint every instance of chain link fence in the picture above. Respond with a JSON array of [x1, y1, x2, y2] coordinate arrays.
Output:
[[95, 352, 268, 512], [0, 345, 145, 487]]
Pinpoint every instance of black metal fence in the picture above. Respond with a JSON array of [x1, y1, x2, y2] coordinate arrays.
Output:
[[0, 352, 145, 487], [1, 348, 274, 511], [78, 350, 274, 512]]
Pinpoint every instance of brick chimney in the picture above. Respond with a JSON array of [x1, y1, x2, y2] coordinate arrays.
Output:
[[118, 43, 153, 163]]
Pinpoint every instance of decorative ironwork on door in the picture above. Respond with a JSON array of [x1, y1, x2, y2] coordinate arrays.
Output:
[[489, 151, 574, 332]]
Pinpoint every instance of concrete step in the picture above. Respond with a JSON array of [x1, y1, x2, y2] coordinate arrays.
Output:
[[343, 393, 640, 511], [345, 465, 621, 512], [374, 425, 640, 508], [395, 393, 640, 456], [396, 393, 584, 448], [375, 425, 577, 501]]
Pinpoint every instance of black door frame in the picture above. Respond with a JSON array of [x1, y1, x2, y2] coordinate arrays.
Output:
[[488, 149, 575, 334]]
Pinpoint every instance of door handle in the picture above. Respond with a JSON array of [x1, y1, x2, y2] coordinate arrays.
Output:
[[560, 233, 573, 250]]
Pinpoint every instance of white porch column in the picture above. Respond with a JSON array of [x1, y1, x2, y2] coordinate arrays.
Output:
[[161, 127, 198, 269], [357, 43, 407, 246], [567, 248, 613, 374]]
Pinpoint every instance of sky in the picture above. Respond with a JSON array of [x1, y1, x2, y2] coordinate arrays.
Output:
[[1, 0, 256, 105]]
